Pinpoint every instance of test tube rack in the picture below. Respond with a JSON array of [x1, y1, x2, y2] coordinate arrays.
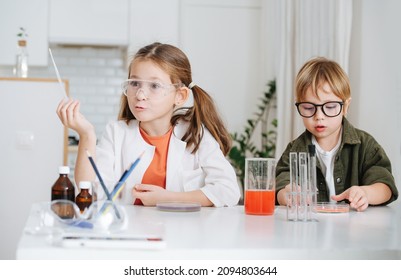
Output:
[[286, 145, 318, 222]]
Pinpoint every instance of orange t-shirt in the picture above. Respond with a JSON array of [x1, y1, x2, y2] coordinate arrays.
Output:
[[134, 127, 173, 205]]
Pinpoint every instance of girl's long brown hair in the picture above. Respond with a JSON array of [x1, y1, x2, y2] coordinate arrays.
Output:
[[118, 42, 231, 155]]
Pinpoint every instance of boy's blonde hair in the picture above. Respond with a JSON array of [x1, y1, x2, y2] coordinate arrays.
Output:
[[295, 57, 351, 102]]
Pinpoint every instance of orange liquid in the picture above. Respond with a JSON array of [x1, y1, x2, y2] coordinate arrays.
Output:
[[245, 190, 275, 215]]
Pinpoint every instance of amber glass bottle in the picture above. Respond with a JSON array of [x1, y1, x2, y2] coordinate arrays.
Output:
[[76, 181, 93, 213], [51, 166, 75, 219]]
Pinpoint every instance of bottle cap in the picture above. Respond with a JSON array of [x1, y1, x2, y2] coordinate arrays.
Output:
[[79, 181, 92, 190], [59, 166, 70, 174]]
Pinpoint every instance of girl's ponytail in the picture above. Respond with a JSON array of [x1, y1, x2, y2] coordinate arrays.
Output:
[[173, 85, 232, 155]]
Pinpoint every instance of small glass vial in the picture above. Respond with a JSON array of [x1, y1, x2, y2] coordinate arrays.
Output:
[[15, 39, 28, 78], [76, 181, 93, 213]]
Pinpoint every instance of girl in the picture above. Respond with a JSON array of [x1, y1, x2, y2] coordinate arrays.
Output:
[[57, 42, 240, 207], [275, 57, 398, 211]]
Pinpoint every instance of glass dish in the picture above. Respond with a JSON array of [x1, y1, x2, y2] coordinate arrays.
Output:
[[28, 200, 127, 234], [156, 202, 201, 212], [315, 202, 350, 213]]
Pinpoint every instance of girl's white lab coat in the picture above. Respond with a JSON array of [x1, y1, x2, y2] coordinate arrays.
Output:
[[95, 120, 241, 207]]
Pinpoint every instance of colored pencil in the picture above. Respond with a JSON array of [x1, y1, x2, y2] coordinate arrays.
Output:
[[100, 151, 144, 216], [86, 150, 120, 219], [111, 151, 145, 198]]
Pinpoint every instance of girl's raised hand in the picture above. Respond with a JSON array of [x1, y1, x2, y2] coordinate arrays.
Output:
[[56, 98, 94, 136]]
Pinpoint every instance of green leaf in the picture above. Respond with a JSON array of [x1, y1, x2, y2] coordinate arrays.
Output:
[[227, 78, 277, 191]]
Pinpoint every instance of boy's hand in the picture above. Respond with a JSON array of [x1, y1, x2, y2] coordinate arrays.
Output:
[[331, 186, 368, 212], [277, 184, 292, 205]]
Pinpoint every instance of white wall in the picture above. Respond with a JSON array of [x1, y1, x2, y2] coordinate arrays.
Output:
[[179, 0, 266, 133], [0, 46, 126, 141], [348, 0, 401, 188]]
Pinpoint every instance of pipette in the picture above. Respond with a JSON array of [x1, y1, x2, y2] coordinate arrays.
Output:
[[48, 48, 68, 99]]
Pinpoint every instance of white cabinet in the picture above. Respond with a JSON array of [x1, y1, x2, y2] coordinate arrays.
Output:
[[128, 0, 180, 52], [0, 78, 67, 259], [49, 0, 129, 46], [0, 0, 49, 66]]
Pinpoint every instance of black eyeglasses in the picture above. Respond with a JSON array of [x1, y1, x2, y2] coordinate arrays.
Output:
[[295, 101, 344, 118]]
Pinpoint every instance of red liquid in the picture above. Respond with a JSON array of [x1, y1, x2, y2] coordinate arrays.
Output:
[[245, 190, 275, 215]]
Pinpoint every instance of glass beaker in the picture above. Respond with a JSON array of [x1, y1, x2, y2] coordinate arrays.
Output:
[[244, 158, 276, 215]]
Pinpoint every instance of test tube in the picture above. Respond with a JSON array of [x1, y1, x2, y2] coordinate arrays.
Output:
[[308, 145, 318, 221], [298, 152, 308, 221], [287, 152, 298, 221]]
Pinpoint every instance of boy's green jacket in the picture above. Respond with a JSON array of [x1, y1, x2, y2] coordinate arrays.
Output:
[[275, 117, 398, 205]]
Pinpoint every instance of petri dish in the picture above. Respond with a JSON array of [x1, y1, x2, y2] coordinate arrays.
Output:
[[315, 202, 350, 213], [156, 202, 201, 212]]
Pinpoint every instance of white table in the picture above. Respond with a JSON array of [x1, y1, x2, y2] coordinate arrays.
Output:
[[16, 203, 401, 260]]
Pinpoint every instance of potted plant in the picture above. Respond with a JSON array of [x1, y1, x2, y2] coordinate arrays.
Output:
[[17, 27, 28, 44], [228, 79, 277, 196]]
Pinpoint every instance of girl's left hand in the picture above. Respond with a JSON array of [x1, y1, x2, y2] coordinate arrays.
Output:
[[132, 184, 170, 206], [331, 186, 369, 212]]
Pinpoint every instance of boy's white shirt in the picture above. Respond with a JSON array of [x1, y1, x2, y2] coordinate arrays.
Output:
[[312, 134, 342, 202], [94, 120, 241, 207]]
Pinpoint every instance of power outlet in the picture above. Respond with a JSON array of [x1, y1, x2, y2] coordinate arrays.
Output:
[[15, 131, 35, 150]]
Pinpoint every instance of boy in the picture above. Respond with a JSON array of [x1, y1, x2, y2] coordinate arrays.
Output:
[[275, 57, 398, 211]]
